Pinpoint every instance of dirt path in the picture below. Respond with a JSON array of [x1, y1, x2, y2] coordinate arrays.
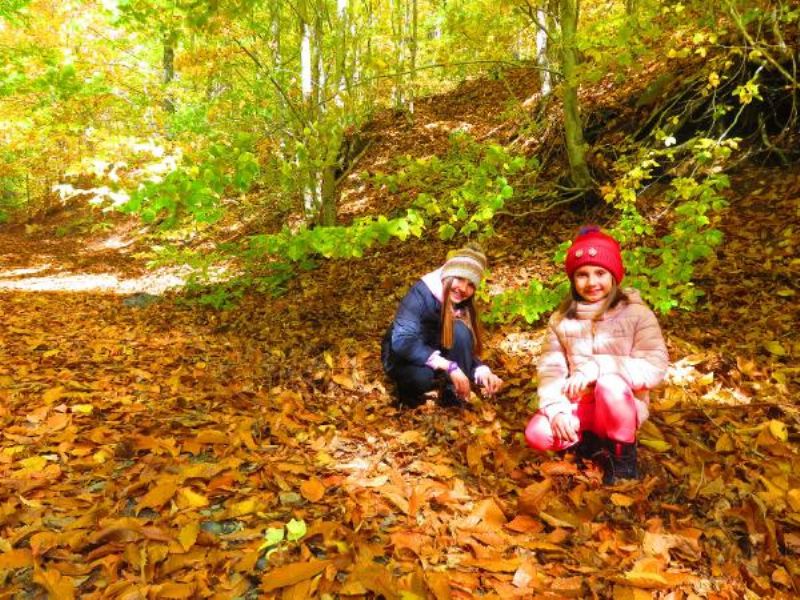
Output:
[[0, 166, 798, 598]]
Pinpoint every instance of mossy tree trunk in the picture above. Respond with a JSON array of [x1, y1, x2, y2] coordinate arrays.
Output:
[[559, 0, 593, 190]]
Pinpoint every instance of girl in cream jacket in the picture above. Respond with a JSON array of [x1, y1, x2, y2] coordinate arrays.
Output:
[[525, 227, 668, 484]]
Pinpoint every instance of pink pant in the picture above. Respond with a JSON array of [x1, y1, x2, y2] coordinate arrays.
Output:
[[525, 374, 638, 451]]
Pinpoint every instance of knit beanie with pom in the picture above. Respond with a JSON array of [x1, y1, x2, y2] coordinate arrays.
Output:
[[441, 245, 487, 287], [564, 226, 625, 284]]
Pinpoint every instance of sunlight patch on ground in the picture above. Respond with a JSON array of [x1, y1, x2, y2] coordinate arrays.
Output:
[[498, 330, 545, 357], [0, 264, 52, 278], [93, 235, 134, 250], [0, 270, 185, 295]]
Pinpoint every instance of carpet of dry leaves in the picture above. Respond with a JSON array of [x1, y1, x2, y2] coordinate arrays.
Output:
[[0, 76, 798, 599]]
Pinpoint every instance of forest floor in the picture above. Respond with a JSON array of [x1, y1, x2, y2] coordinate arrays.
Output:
[[0, 75, 799, 599]]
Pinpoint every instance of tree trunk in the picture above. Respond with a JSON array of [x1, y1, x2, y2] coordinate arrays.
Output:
[[559, 0, 592, 190], [390, 0, 405, 110], [536, 6, 551, 96], [162, 31, 176, 113], [319, 165, 337, 226], [408, 0, 418, 115]]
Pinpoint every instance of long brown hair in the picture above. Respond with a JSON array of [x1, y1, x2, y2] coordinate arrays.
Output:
[[440, 277, 483, 356], [555, 278, 628, 322]]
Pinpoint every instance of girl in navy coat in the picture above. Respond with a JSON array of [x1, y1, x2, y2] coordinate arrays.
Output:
[[381, 246, 503, 407]]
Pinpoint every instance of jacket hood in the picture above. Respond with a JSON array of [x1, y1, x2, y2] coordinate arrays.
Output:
[[421, 268, 444, 303]]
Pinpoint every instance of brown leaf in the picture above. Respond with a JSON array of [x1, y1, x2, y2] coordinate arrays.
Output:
[[518, 479, 553, 516], [33, 567, 75, 600], [153, 582, 196, 599], [300, 477, 326, 502], [0, 549, 34, 569], [261, 559, 330, 592]]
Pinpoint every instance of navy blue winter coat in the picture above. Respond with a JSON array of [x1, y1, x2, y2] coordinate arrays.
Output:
[[381, 277, 484, 379]]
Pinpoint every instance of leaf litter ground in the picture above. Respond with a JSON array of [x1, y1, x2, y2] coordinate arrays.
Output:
[[0, 79, 799, 599], [0, 164, 797, 599]]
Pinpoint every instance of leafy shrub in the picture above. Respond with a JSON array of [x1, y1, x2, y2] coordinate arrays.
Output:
[[485, 137, 733, 323]]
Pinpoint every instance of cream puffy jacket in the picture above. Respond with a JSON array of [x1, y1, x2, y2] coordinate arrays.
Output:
[[537, 289, 668, 424]]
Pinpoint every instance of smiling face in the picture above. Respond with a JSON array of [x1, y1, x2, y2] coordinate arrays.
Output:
[[448, 277, 476, 304], [573, 265, 613, 303]]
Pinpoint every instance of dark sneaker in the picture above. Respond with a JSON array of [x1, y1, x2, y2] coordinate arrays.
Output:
[[601, 441, 638, 485], [394, 392, 426, 409], [574, 431, 603, 460]]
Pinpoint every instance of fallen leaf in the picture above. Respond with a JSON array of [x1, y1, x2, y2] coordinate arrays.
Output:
[[300, 478, 326, 502], [0, 549, 34, 569], [137, 479, 178, 512], [261, 559, 330, 592], [178, 521, 200, 552]]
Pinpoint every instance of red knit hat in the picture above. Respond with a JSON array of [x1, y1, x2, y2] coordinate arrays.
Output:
[[564, 226, 625, 283]]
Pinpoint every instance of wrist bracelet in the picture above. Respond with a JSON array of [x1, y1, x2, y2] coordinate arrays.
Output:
[[446, 361, 459, 373]]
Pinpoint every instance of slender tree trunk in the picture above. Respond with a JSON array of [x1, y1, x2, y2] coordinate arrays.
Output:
[[162, 31, 176, 113], [390, 0, 405, 110], [408, 0, 418, 115], [559, 0, 592, 190], [299, 20, 317, 217], [536, 6, 551, 96]]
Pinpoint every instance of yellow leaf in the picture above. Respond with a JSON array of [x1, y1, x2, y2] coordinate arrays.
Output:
[[43, 349, 60, 358], [698, 371, 714, 386], [623, 557, 669, 589], [227, 498, 260, 517], [43, 386, 64, 404], [71, 404, 93, 415], [177, 487, 209, 509], [639, 438, 672, 452], [300, 478, 326, 503], [768, 420, 788, 442], [332, 373, 355, 390], [137, 480, 178, 512], [715, 433, 735, 453], [776, 288, 795, 297], [787, 489, 800, 512], [323, 352, 334, 368], [19, 456, 48, 471], [93, 449, 110, 464], [315, 451, 334, 466], [765, 341, 786, 356], [611, 493, 635, 507], [178, 522, 200, 552]]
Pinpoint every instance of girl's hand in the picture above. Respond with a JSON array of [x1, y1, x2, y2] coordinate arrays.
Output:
[[562, 373, 590, 399], [478, 372, 503, 396], [551, 413, 579, 444], [449, 368, 471, 399]]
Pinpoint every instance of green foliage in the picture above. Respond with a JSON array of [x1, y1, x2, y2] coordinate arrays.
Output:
[[372, 133, 535, 241], [485, 137, 733, 324], [122, 135, 260, 227], [0, 0, 31, 20], [258, 518, 307, 560], [247, 209, 426, 263], [485, 278, 567, 325]]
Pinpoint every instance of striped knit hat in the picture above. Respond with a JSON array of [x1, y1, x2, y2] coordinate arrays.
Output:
[[441, 245, 487, 287]]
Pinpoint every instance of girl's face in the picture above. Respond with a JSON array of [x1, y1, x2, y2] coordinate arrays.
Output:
[[449, 277, 475, 304], [573, 265, 613, 302]]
